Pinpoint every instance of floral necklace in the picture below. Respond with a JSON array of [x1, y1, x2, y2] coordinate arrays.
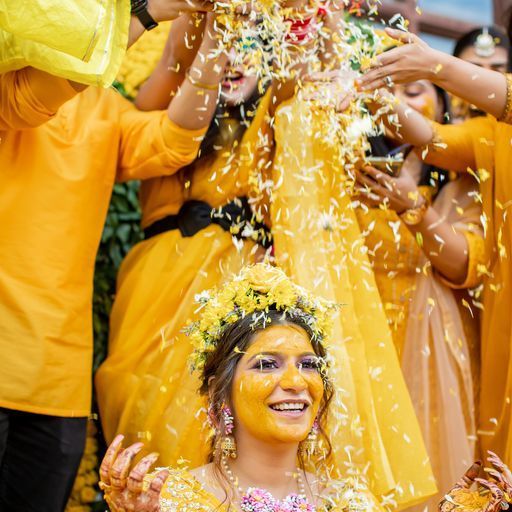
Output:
[[221, 457, 316, 512]]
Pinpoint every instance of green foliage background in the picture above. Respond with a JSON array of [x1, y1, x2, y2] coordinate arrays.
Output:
[[92, 181, 143, 372]]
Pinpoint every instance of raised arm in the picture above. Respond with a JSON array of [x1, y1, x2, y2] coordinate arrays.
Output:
[[135, 14, 207, 111], [355, 165, 482, 285], [358, 28, 510, 122], [117, 13, 231, 181]]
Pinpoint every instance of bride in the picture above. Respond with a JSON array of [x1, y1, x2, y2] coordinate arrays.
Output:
[[98, 263, 383, 511], [98, 263, 512, 511]]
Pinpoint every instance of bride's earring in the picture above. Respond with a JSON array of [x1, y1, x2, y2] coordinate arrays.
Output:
[[220, 402, 237, 459], [300, 418, 319, 457]]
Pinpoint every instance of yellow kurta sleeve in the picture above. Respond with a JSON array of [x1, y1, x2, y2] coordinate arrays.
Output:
[[0, 67, 77, 130], [420, 117, 494, 173], [115, 94, 207, 182], [437, 229, 486, 289], [0, 0, 130, 87]]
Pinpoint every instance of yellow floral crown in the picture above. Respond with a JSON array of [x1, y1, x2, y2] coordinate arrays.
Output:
[[185, 263, 338, 372]]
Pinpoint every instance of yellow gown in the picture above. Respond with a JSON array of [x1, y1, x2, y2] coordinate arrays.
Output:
[[95, 93, 273, 466], [269, 97, 437, 508], [157, 468, 385, 511], [355, 174, 484, 510], [422, 115, 512, 464]]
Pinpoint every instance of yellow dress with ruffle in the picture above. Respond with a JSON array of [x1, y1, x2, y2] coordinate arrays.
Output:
[[95, 93, 272, 467], [157, 468, 385, 511], [270, 97, 438, 508]]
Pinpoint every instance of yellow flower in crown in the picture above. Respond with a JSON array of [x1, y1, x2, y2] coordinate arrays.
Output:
[[184, 263, 338, 372]]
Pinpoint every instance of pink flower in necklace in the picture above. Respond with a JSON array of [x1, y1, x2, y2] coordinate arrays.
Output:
[[240, 488, 315, 512]]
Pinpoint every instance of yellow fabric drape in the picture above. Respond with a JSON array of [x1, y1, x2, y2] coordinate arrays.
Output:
[[270, 97, 437, 508], [0, 0, 130, 87], [400, 176, 482, 511]]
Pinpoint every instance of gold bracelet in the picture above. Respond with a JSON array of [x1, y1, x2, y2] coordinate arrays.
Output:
[[399, 189, 431, 226], [185, 68, 220, 91], [499, 73, 512, 125]]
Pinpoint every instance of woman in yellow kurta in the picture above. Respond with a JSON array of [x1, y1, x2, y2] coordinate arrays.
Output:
[[358, 27, 512, 468], [96, 11, 437, 509], [353, 81, 484, 511]]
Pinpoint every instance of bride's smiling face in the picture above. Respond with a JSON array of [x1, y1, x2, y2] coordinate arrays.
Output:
[[231, 324, 324, 445]]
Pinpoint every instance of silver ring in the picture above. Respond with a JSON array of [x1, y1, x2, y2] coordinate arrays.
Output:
[[384, 76, 394, 88]]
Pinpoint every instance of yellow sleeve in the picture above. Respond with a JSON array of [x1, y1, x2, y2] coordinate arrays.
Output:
[[0, 68, 77, 130], [0, 1, 130, 88], [0, 0, 112, 61], [437, 229, 486, 289], [419, 117, 493, 173], [116, 94, 207, 182]]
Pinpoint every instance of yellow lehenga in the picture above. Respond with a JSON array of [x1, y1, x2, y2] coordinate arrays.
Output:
[[355, 173, 484, 510]]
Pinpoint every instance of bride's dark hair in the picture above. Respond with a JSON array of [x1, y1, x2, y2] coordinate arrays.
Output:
[[199, 309, 334, 507]]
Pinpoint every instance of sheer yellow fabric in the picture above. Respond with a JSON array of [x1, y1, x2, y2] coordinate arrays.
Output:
[[356, 175, 483, 511], [269, 97, 437, 508], [424, 116, 512, 464], [0, 0, 130, 87]]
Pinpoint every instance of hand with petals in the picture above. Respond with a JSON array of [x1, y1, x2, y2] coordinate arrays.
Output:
[[99, 435, 169, 512], [357, 27, 441, 92]]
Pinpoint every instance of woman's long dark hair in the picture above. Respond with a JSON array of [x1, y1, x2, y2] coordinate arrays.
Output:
[[200, 309, 334, 509]]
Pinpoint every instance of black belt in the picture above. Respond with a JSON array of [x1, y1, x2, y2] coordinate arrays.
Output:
[[143, 197, 272, 248]]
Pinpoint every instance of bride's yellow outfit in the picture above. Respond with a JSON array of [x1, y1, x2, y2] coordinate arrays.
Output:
[[156, 469, 385, 511]]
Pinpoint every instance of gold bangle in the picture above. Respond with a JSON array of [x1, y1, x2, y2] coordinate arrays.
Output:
[[185, 68, 220, 91], [399, 190, 431, 226], [499, 73, 512, 124]]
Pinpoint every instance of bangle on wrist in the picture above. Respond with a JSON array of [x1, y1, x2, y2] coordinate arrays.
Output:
[[185, 68, 220, 91], [399, 192, 431, 226], [131, 0, 158, 31]]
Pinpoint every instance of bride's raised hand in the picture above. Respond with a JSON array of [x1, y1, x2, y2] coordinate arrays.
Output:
[[99, 435, 169, 512]]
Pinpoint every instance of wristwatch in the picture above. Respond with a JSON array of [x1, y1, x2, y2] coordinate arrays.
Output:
[[131, 0, 158, 31], [399, 195, 430, 226]]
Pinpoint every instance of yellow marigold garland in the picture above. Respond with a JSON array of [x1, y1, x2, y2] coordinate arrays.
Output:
[[184, 263, 338, 372]]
